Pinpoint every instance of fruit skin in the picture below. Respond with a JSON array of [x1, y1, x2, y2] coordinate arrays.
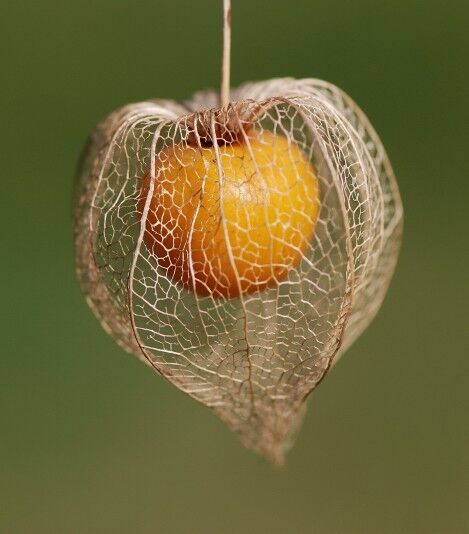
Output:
[[140, 129, 319, 298]]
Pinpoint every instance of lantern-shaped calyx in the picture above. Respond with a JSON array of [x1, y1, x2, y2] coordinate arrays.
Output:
[[74, 81, 402, 463], [73, 2, 402, 464]]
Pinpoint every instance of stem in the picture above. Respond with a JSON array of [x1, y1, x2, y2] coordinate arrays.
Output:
[[221, 0, 231, 107]]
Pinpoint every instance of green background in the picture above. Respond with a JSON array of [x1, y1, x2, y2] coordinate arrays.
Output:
[[1, 0, 468, 532]]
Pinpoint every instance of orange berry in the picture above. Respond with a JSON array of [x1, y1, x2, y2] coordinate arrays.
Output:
[[140, 129, 319, 298]]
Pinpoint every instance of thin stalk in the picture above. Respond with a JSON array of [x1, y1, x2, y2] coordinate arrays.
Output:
[[221, 0, 231, 107]]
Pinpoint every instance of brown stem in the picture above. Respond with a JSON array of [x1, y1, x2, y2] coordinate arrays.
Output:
[[221, 0, 231, 107]]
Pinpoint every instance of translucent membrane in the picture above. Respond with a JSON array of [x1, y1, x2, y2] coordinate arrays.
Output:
[[74, 78, 403, 464]]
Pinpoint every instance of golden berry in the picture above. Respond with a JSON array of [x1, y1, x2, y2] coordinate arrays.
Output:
[[140, 129, 319, 298]]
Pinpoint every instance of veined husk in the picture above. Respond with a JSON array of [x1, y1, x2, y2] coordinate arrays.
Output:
[[74, 78, 403, 465]]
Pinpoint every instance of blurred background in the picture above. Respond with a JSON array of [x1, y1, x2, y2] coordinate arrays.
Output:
[[1, 0, 468, 532]]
